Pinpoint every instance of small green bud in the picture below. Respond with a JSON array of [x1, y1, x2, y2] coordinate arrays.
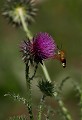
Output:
[[38, 80, 55, 97]]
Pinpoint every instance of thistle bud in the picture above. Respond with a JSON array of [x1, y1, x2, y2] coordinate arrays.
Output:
[[38, 80, 55, 97], [2, 0, 37, 27]]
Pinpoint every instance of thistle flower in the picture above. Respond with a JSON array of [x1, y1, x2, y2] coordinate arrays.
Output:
[[20, 32, 57, 64], [33, 32, 57, 64], [38, 80, 55, 97], [2, 0, 37, 26]]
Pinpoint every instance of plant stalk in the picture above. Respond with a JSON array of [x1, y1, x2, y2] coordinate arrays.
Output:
[[25, 63, 34, 120], [37, 95, 45, 120], [40, 64, 51, 82], [19, 8, 72, 120], [18, 8, 33, 119], [41, 65, 73, 120], [18, 8, 32, 39]]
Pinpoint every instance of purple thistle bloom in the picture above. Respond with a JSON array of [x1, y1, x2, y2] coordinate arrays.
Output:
[[33, 32, 57, 63], [20, 32, 57, 64]]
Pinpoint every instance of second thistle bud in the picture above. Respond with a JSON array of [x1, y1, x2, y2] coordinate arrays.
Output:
[[2, 0, 37, 26], [38, 80, 55, 97]]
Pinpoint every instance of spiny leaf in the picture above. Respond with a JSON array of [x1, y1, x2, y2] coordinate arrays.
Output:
[[4, 93, 28, 106], [59, 76, 70, 91], [9, 115, 28, 120]]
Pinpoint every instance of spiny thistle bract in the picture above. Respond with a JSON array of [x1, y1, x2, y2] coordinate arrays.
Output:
[[20, 40, 34, 64], [2, 0, 37, 26], [38, 80, 55, 97], [20, 32, 57, 64]]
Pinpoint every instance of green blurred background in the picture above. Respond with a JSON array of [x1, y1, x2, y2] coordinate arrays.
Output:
[[0, 0, 82, 119]]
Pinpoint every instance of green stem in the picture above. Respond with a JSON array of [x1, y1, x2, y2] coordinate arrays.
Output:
[[17, 8, 32, 39], [74, 83, 82, 120], [80, 94, 82, 120], [40, 63, 51, 82], [25, 63, 34, 120], [57, 99, 72, 120], [41, 63, 72, 120], [37, 95, 45, 120], [18, 7, 72, 120], [29, 63, 38, 80], [18, 8, 34, 120], [46, 107, 51, 120]]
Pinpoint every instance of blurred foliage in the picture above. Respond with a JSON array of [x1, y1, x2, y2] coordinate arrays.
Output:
[[0, 0, 82, 120]]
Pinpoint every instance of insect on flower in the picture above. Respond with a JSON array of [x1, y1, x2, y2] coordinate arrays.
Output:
[[54, 47, 66, 68]]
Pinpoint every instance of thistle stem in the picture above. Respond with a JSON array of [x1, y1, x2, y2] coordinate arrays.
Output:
[[40, 63, 51, 82], [37, 95, 45, 120], [25, 63, 34, 120], [57, 99, 72, 120], [74, 83, 82, 120], [80, 93, 82, 120], [41, 64, 72, 120], [17, 8, 32, 39], [18, 8, 33, 119], [19, 8, 72, 120], [78, 89, 82, 120]]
